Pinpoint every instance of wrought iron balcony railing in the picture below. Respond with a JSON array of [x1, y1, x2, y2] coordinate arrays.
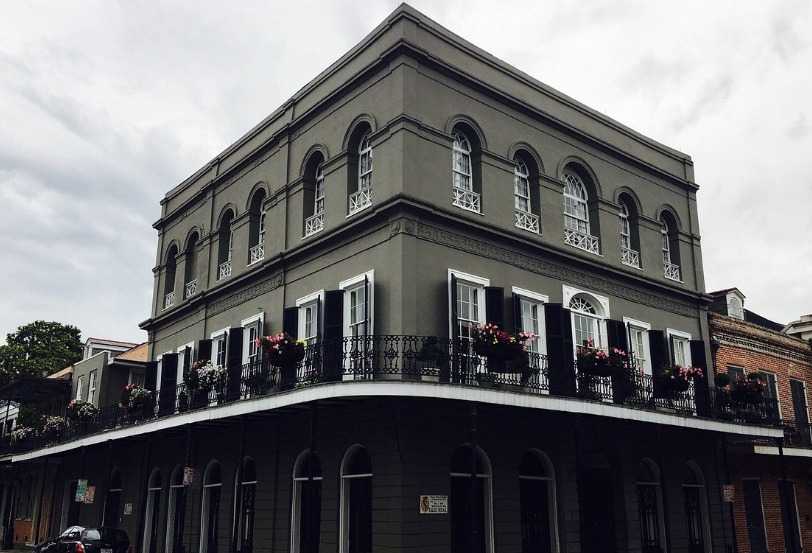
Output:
[[348, 188, 373, 216], [218, 260, 232, 280], [664, 261, 681, 282], [163, 291, 175, 309], [452, 187, 481, 213], [563, 228, 600, 255], [184, 279, 198, 299], [249, 244, 264, 265], [304, 212, 325, 237], [621, 246, 640, 268], [0, 336, 781, 456], [513, 210, 540, 234]]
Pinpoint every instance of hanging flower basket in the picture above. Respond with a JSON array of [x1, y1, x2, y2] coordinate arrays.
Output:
[[120, 384, 154, 417], [67, 400, 99, 424], [655, 366, 703, 398], [9, 426, 35, 445], [41, 416, 65, 442], [730, 373, 765, 403], [258, 333, 306, 370], [471, 324, 533, 373]]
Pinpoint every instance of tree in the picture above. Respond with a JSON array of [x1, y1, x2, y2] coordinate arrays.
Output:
[[0, 321, 83, 386]]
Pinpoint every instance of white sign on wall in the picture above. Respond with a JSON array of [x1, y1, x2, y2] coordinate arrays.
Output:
[[419, 495, 448, 514]]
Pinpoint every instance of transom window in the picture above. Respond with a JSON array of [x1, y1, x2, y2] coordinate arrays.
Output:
[[358, 134, 373, 191], [514, 159, 531, 213], [563, 172, 590, 234], [452, 133, 472, 191], [314, 164, 325, 214]]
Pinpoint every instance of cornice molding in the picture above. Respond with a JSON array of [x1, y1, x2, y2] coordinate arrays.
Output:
[[206, 272, 284, 318]]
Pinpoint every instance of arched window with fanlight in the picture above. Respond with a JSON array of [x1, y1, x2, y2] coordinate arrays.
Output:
[[347, 123, 374, 216], [164, 244, 178, 309], [340, 445, 373, 553], [184, 231, 199, 299], [450, 444, 494, 553], [636, 459, 666, 553], [519, 450, 559, 553], [103, 468, 123, 529], [291, 449, 322, 553], [248, 190, 267, 266], [303, 151, 326, 237], [165, 466, 186, 553], [682, 462, 710, 553], [217, 210, 234, 281], [451, 125, 482, 213], [660, 212, 681, 281], [618, 194, 641, 268], [236, 458, 257, 553], [143, 469, 163, 553], [562, 166, 600, 254], [200, 461, 222, 553], [568, 293, 607, 351], [513, 151, 541, 234]]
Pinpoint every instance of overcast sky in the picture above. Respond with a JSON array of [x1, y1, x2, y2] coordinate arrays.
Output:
[[1, 1, 810, 343]]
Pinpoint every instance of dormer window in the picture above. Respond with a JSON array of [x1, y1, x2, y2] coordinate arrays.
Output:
[[727, 293, 744, 320]]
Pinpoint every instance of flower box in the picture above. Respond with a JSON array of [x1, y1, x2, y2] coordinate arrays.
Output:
[[120, 384, 154, 418], [67, 400, 99, 424]]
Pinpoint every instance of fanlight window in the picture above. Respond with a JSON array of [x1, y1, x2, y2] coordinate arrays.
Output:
[[452, 133, 473, 191], [563, 172, 590, 234], [514, 159, 531, 213], [569, 296, 597, 315]]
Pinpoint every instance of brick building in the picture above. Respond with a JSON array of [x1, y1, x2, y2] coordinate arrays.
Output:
[[709, 289, 812, 553]]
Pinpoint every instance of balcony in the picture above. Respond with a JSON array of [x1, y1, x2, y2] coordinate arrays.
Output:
[[513, 210, 540, 234], [621, 246, 640, 268], [249, 244, 264, 265], [0, 336, 782, 457], [163, 291, 175, 309], [348, 188, 373, 216], [304, 212, 325, 237], [452, 187, 481, 213], [664, 262, 681, 282], [184, 279, 198, 299], [563, 228, 600, 255], [218, 260, 232, 281]]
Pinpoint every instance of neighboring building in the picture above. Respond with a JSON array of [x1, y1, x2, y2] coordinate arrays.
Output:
[[785, 314, 812, 342], [0, 5, 790, 553], [71, 342, 148, 408], [82, 338, 140, 361], [708, 289, 812, 553]]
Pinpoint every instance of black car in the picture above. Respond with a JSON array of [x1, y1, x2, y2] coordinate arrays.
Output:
[[35, 527, 129, 553]]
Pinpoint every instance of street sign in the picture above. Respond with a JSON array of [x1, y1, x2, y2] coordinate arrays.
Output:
[[419, 495, 448, 514], [75, 479, 88, 503]]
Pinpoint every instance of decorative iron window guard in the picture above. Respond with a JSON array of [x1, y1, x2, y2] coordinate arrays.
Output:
[[563, 228, 600, 255], [184, 279, 198, 299], [664, 262, 681, 282], [304, 212, 325, 237], [348, 188, 373, 216], [621, 246, 640, 268], [513, 210, 540, 234], [218, 260, 232, 281], [451, 187, 481, 213], [163, 291, 175, 309], [249, 244, 264, 265]]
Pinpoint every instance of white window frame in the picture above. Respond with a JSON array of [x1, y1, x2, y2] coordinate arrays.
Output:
[[513, 159, 531, 213], [624, 317, 652, 376], [296, 290, 325, 345], [143, 470, 162, 553], [339, 446, 375, 553], [666, 328, 693, 367], [563, 285, 610, 353], [155, 352, 172, 398], [210, 329, 229, 368], [451, 133, 473, 192], [176, 342, 195, 387], [75, 376, 85, 401], [448, 269, 489, 340], [339, 271, 375, 339], [87, 371, 97, 405], [562, 172, 590, 235], [759, 370, 782, 421], [357, 134, 373, 192], [241, 313, 265, 365], [512, 287, 548, 355], [314, 164, 325, 215]]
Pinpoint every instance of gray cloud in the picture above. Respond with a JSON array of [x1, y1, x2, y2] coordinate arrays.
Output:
[[0, 0, 809, 344]]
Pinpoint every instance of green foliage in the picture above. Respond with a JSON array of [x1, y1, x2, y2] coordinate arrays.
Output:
[[0, 320, 83, 386]]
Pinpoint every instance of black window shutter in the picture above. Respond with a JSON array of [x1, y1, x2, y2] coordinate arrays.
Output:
[[690, 340, 710, 416], [144, 361, 158, 392], [544, 304, 575, 396], [159, 353, 178, 415], [323, 290, 344, 381], [450, 275, 459, 341], [669, 334, 678, 366], [196, 339, 212, 363], [606, 320, 628, 351], [364, 275, 371, 337], [283, 307, 298, 338], [226, 327, 244, 401], [512, 293, 522, 333], [184, 346, 192, 373], [485, 287, 504, 327]]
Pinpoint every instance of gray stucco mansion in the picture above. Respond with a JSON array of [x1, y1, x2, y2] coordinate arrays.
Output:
[[0, 5, 785, 553]]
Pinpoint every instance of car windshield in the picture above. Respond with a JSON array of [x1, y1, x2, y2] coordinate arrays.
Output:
[[60, 527, 84, 538]]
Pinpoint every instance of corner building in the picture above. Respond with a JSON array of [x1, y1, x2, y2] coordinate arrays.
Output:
[[0, 5, 785, 553]]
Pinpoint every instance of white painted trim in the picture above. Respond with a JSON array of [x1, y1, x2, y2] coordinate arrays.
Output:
[[6, 381, 784, 464], [666, 328, 693, 367], [296, 290, 325, 308], [447, 268, 490, 288], [511, 287, 549, 303], [339, 270, 374, 291], [340, 271, 375, 341], [623, 317, 651, 331], [754, 445, 812, 458], [562, 284, 610, 317], [240, 313, 264, 327], [210, 327, 229, 340], [666, 328, 692, 340], [241, 312, 265, 363]]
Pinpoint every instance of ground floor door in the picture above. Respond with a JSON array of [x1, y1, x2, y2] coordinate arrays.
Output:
[[578, 468, 616, 553]]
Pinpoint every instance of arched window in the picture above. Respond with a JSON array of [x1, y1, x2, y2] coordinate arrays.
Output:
[[347, 125, 374, 216], [184, 232, 199, 298], [562, 167, 600, 254], [451, 127, 481, 213], [164, 244, 178, 308], [683, 462, 709, 553], [660, 212, 681, 281], [103, 469, 123, 529], [303, 152, 326, 237], [248, 190, 267, 265], [340, 445, 372, 553], [518, 450, 559, 553], [236, 458, 257, 553], [143, 469, 163, 553], [636, 459, 666, 553], [450, 444, 493, 553], [200, 461, 222, 553], [513, 152, 541, 234], [618, 195, 640, 268], [166, 466, 186, 553], [217, 210, 234, 280], [291, 450, 322, 553], [569, 294, 606, 350]]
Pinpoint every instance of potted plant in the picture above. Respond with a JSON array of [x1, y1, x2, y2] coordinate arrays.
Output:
[[656, 366, 704, 399], [120, 384, 154, 419], [576, 339, 613, 377], [9, 425, 36, 446], [415, 337, 450, 382], [67, 400, 99, 425], [731, 373, 765, 404], [715, 372, 731, 389], [196, 361, 228, 403], [472, 324, 533, 373], [41, 416, 64, 443], [258, 333, 306, 390]]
